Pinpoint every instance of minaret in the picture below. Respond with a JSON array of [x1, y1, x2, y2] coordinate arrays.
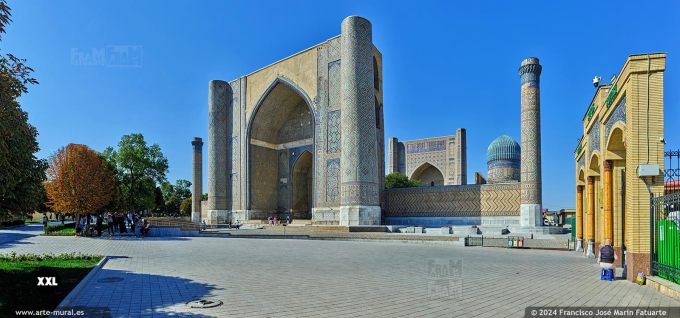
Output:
[[339, 16, 381, 225], [207, 80, 230, 223], [191, 137, 203, 224], [518, 57, 542, 227]]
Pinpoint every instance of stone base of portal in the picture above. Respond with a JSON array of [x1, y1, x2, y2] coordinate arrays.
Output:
[[339, 205, 381, 226], [206, 210, 231, 225], [520, 203, 541, 227]]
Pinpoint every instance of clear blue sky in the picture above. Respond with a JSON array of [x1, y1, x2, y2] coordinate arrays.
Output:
[[5, 1, 679, 210]]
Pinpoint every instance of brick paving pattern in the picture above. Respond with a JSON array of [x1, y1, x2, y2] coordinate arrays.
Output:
[[1, 224, 678, 317]]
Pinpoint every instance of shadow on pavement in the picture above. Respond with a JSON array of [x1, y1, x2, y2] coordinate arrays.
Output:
[[0, 232, 35, 249], [59, 268, 220, 317]]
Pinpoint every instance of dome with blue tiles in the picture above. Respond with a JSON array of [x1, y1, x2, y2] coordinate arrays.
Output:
[[486, 135, 521, 184], [487, 135, 521, 163]]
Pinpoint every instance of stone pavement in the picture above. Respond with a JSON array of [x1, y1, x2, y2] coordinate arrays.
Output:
[[1, 224, 679, 317]]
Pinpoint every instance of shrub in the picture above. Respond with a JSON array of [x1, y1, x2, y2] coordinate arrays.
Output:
[[43, 222, 74, 233], [0, 252, 100, 262], [385, 172, 423, 189]]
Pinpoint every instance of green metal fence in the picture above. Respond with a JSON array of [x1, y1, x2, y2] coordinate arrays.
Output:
[[567, 216, 576, 241], [652, 191, 680, 284]]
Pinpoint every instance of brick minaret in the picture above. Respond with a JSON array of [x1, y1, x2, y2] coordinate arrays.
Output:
[[518, 57, 542, 227]]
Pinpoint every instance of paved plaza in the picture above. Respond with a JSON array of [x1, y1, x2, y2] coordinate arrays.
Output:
[[1, 224, 679, 317]]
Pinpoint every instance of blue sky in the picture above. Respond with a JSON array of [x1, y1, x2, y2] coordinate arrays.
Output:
[[5, 0, 679, 209]]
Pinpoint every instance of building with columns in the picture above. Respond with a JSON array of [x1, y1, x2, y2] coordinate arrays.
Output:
[[574, 53, 666, 281], [387, 129, 467, 186]]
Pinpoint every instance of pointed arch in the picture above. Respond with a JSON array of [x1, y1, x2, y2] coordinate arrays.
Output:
[[245, 76, 316, 214], [410, 162, 444, 186]]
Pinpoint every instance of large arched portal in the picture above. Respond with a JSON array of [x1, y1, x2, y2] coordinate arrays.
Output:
[[411, 162, 444, 186], [248, 81, 314, 219]]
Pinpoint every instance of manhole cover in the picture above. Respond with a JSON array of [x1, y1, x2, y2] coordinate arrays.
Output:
[[186, 299, 223, 309], [97, 277, 124, 283]]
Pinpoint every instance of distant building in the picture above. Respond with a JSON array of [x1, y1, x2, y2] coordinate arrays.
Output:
[[388, 129, 467, 186]]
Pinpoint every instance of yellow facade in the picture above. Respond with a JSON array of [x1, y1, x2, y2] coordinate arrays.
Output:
[[574, 53, 666, 281]]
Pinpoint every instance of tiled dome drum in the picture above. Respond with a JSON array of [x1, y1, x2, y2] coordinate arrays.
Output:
[[487, 135, 521, 183]]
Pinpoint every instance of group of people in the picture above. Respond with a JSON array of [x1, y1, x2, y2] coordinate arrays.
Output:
[[267, 215, 291, 226], [103, 212, 151, 236]]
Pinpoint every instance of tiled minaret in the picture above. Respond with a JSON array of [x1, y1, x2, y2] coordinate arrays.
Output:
[[339, 16, 381, 225], [207, 80, 230, 223], [518, 57, 543, 227]]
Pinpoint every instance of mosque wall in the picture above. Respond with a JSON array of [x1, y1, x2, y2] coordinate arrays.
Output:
[[384, 183, 521, 226]]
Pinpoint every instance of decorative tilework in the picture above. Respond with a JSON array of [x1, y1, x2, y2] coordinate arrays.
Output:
[[326, 159, 340, 202], [340, 16, 379, 206], [578, 153, 585, 170], [327, 110, 341, 153], [229, 80, 241, 209], [588, 122, 600, 153], [605, 97, 626, 143], [328, 60, 341, 111], [520, 72, 542, 205], [384, 184, 521, 217], [407, 140, 446, 153]]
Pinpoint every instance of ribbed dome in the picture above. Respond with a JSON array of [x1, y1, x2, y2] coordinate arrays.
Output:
[[487, 135, 521, 163]]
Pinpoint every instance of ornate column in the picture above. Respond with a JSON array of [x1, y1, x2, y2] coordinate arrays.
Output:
[[576, 185, 584, 252], [604, 160, 613, 242], [586, 176, 596, 258], [518, 57, 543, 227], [191, 137, 203, 224], [207, 80, 230, 224], [339, 16, 381, 225]]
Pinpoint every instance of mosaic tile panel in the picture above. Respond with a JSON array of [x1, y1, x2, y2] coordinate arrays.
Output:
[[605, 97, 626, 144], [327, 110, 341, 153], [588, 122, 601, 153], [407, 140, 446, 153], [326, 159, 340, 202]]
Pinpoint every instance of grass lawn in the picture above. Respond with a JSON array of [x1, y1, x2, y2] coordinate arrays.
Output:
[[43, 227, 76, 236], [0, 253, 102, 316]]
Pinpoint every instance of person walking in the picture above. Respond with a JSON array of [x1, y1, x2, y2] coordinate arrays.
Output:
[[105, 212, 114, 236], [96, 214, 103, 236], [42, 213, 48, 232]]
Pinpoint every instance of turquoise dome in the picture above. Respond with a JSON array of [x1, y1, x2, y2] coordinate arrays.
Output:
[[487, 135, 521, 163]]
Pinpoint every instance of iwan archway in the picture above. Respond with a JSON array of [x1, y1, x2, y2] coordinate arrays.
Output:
[[247, 79, 315, 220], [411, 162, 444, 186]]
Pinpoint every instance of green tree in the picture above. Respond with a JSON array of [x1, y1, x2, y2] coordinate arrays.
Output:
[[385, 172, 423, 189], [0, 1, 46, 220], [102, 133, 168, 212], [160, 179, 191, 214], [153, 186, 164, 213], [179, 197, 192, 215]]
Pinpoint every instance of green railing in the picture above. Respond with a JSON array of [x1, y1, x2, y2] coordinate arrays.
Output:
[[652, 191, 680, 283]]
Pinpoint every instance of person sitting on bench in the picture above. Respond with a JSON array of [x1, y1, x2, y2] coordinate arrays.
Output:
[[141, 219, 151, 236], [599, 239, 617, 273]]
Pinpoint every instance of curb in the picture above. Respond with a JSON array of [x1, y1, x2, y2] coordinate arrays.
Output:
[[52, 255, 109, 312], [647, 276, 680, 301], [203, 232, 464, 245]]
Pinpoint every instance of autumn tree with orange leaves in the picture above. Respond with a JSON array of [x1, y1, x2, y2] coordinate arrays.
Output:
[[45, 144, 116, 216]]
